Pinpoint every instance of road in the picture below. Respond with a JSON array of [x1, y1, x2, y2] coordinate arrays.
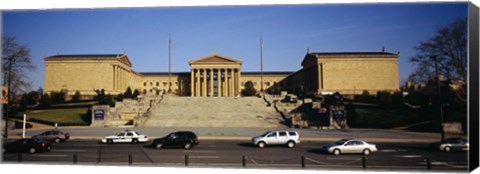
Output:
[[2, 139, 468, 172]]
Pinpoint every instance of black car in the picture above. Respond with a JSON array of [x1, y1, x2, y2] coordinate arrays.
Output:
[[3, 137, 52, 154], [151, 131, 199, 149]]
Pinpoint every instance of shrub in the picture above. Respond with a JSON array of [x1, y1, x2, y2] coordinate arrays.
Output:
[[39, 93, 52, 108], [51, 91, 66, 103], [241, 81, 257, 96], [71, 91, 82, 102]]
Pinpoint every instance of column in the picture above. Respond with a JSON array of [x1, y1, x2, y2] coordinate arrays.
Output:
[[228, 69, 234, 96], [190, 69, 194, 96], [202, 69, 207, 96], [223, 69, 227, 97], [196, 69, 200, 97], [236, 69, 241, 96], [112, 66, 116, 90], [210, 69, 214, 97], [218, 69, 223, 97]]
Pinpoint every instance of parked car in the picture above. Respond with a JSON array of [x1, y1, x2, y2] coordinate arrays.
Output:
[[322, 139, 377, 155], [432, 137, 469, 152], [251, 130, 300, 148], [3, 137, 51, 154], [151, 131, 199, 149], [101, 130, 148, 144], [33, 129, 70, 143]]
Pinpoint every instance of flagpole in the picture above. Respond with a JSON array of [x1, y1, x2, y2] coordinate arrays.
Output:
[[260, 33, 264, 96], [168, 34, 172, 94]]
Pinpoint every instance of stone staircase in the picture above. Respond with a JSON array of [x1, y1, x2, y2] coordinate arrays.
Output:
[[142, 96, 285, 128]]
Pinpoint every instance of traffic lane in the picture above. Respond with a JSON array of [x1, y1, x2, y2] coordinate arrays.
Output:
[[1, 140, 468, 168]]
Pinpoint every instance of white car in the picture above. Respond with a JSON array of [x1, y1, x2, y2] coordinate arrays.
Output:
[[101, 130, 149, 144], [251, 130, 300, 148], [322, 139, 377, 155]]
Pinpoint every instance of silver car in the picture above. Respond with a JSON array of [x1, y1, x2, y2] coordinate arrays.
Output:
[[322, 139, 377, 155], [436, 137, 469, 152], [251, 130, 300, 148]]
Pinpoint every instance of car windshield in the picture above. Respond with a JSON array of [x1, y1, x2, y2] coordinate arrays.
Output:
[[260, 131, 272, 137], [335, 139, 348, 145]]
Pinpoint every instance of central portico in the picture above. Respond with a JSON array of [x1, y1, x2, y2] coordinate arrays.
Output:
[[189, 54, 243, 97]]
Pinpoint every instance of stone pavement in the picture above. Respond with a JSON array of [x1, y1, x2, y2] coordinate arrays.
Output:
[[4, 125, 457, 143]]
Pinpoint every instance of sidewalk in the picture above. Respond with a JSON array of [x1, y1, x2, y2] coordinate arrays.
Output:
[[4, 125, 456, 143]]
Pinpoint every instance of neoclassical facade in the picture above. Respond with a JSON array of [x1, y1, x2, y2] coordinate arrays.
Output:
[[43, 51, 400, 98]]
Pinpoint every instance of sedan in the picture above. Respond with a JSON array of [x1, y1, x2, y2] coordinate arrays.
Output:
[[101, 130, 148, 144], [3, 137, 51, 154], [322, 139, 377, 155], [33, 129, 70, 143], [432, 137, 469, 152]]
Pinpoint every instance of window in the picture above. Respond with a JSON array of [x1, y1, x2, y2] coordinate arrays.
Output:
[[265, 82, 271, 86], [150, 82, 153, 86], [267, 133, 276, 137], [143, 89, 147, 94], [288, 132, 297, 136], [278, 132, 287, 137], [126, 133, 133, 136], [143, 82, 146, 86], [156, 82, 159, 86], [163, 82, 167, 86]]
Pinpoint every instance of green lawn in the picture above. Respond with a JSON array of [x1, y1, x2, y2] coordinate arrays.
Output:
[[351, 103, 431, 128], [18, 107, 91, 126]]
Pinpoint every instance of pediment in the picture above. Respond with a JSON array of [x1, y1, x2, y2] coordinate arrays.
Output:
[[189, 54, 243, 65]]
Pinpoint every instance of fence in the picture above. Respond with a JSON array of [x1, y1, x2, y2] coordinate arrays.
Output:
[[5, 153, 467, 171]]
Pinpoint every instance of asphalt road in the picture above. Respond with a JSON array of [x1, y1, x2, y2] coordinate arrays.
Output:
[[1, 139, 468, 172]]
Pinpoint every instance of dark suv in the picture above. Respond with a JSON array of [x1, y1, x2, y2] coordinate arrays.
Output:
[[151, 131, 199, 149]]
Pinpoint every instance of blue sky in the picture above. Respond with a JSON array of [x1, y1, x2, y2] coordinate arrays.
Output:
[[2, 3, 468, 91]]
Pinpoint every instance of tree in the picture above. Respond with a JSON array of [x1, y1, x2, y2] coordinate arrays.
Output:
[[124, 87, 133, 99], [241, 81, 257, 96], [2, 36, 36, 138], [2, 36, 36, 100], [408, 17, 467, 102], [132, 89, 140, 99]]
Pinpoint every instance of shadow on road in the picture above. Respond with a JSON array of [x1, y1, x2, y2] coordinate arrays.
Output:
[[237, 142, 257, 148]]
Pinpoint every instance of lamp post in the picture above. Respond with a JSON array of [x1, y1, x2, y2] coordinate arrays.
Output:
[[431, 55, 445, 141]]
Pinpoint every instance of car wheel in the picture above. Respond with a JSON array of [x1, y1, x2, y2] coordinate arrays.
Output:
[[155, 143, 163, 149], [184, 143, 192, 149], [132, 139, 139, 143], [29, 148, 36, 154], [258, 141, 266, 148], [54, 138, 61, 143], [363, 149, 371, 155], [287, 141, 296, 148], [107, 139, 113, 144], [444, 146, 452, 152], [333, 149, 341, 156]]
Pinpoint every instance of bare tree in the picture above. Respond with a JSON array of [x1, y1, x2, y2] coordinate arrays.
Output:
[[2, 36, 36, 97], [408, 18, 467, 102], [2, 36, 36, 138]]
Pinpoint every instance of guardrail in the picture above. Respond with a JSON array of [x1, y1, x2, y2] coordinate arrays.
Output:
[[6, 153, 468, 171]]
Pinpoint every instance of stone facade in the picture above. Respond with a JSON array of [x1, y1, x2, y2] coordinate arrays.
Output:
[[44, 51, 400, 97]]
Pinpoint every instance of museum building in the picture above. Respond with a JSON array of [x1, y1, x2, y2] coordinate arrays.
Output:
[[43, 51, 400, 98]]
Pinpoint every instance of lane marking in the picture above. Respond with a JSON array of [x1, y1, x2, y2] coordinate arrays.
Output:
[[379, 149, 408, 153], [326, 157, 362, 160], [51, 149, 87, 152], [396, 155, 423, 158], [189, 156, 220, 159], [31, 154, 68, 157], [183, 150, 217, 153]]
